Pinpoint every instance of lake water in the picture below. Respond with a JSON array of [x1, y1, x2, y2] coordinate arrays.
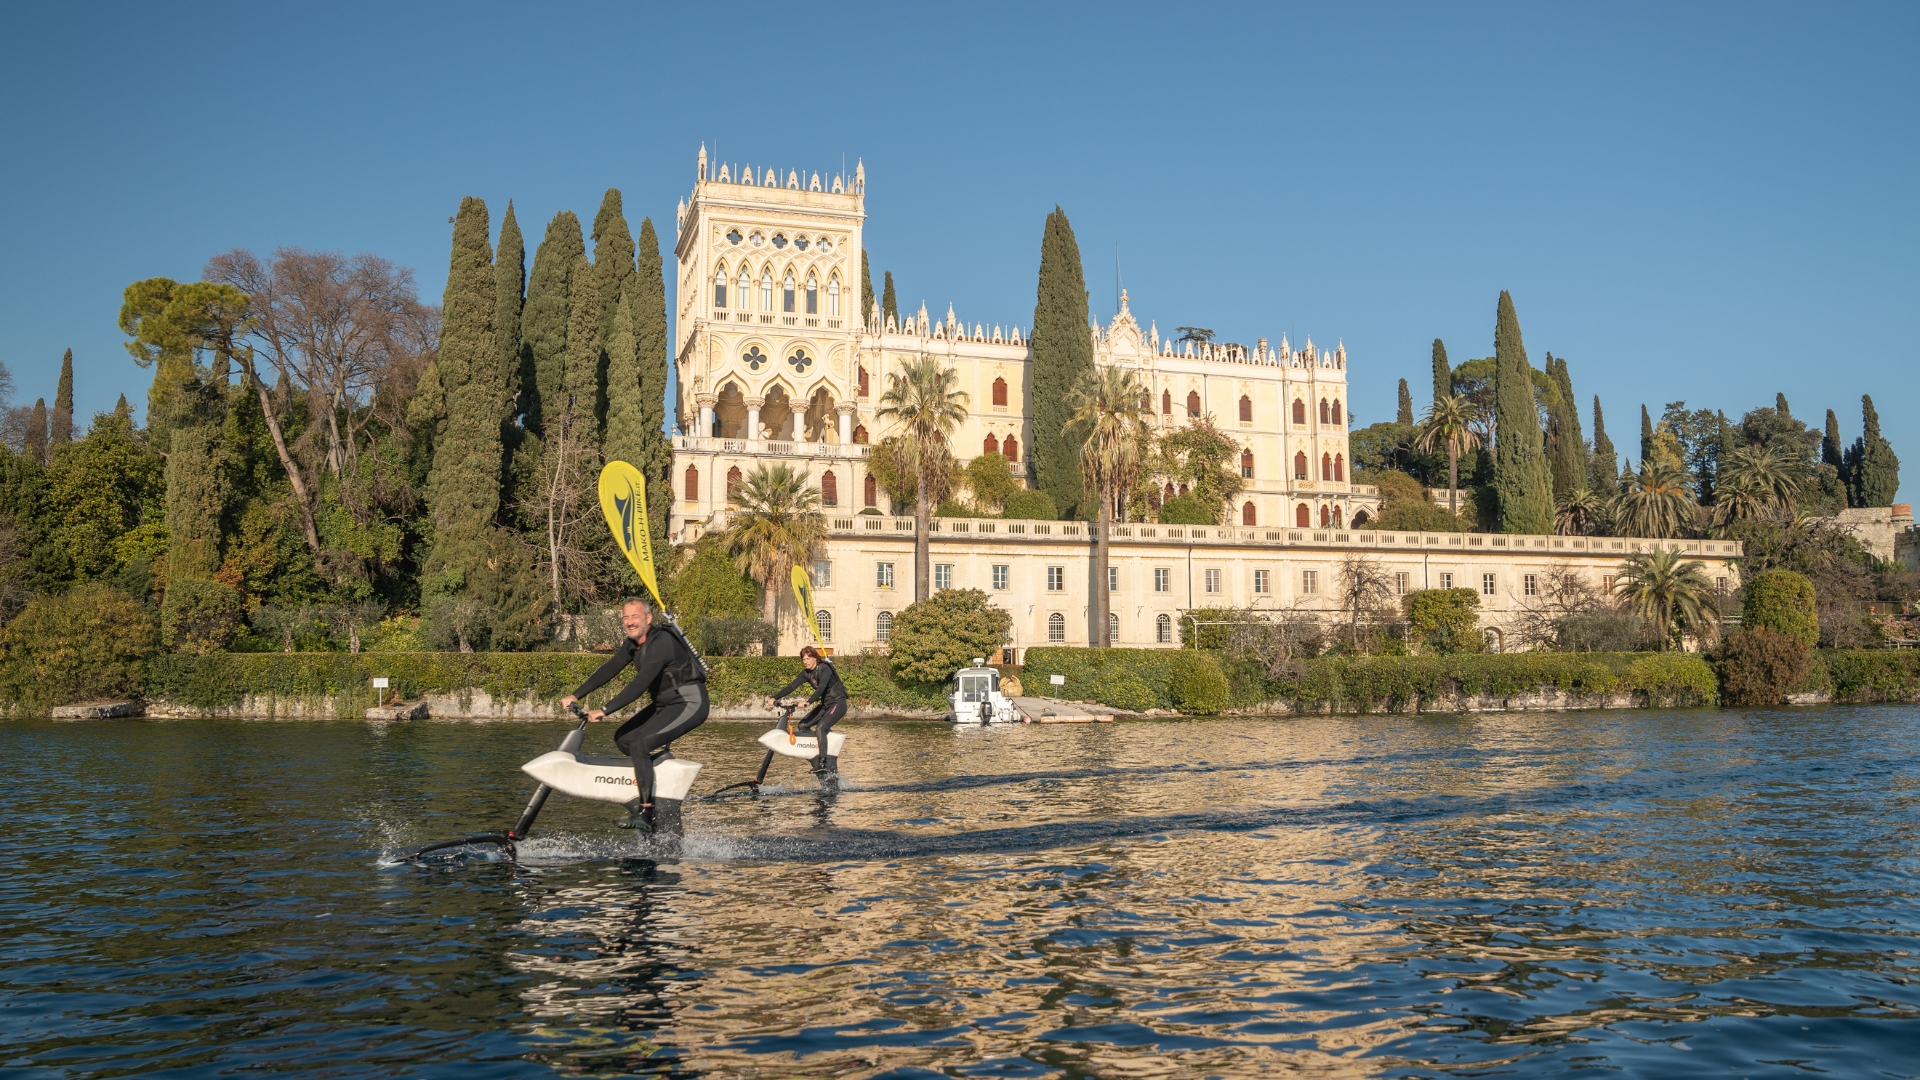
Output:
[[4, 708, 1918, 1078]]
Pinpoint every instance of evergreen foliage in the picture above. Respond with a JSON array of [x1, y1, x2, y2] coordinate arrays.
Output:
[[663, 537, 759, 621], [1742, 568, 1818, 647], [1000, 488, 1057, 520], [24, 400, 47, 465], [631, 218, 671, 560], [52, 350, 73, 448], [1430, 339, 1450, 404], [1589, 396, 1619, 497], [860, 248, 875, 326], [1822, 408, 1844, 471], [1396, 378, 1413, 425], [1545, 355, 1586, 498], [521, 211, 584, 438], [563, 252, 603, 442], [1639, 404, 1654, 465], [1844, 394, 1900, 507], [1406, 588, 1482, 653], [0, 583, 157, 710], [494, 201, 525, 461], [590, 190, 635, 433], [1490, 292, 1553, 534], [881, 271, 898, 328], [164, 382, 226, 582], [887, 588, 1012, 684], [46, 407, 164, 585], [1715, 627, 1813, 706], [1029, 208, 1095, 518]]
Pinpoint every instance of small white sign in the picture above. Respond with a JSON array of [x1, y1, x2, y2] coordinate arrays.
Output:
[[372, 677, 390, 689], [1049, 674, 1065, 686]]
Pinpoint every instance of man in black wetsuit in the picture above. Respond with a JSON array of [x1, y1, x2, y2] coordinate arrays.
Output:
[[559, 597, 708, 829], [770, 645, 847, 776]]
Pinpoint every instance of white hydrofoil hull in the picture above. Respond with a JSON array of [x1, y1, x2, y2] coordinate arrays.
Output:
[[522, 752, 703, 804], [757, 729, 847, 760]]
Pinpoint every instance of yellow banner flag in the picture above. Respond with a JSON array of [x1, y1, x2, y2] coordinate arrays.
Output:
[[791, 565, 823, 646], [598, 461, 663, 609]]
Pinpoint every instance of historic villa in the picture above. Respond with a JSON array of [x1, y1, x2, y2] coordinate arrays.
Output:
[[666, 149, 1742, 656]]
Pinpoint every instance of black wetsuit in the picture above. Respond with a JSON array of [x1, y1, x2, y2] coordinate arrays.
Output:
[[772, 661, 847, 771], [571, 623, 709, 804]]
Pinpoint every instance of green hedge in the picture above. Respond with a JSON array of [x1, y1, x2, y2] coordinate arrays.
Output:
[[1818, 649, 1920, 702], [143, 651, 948, 716]]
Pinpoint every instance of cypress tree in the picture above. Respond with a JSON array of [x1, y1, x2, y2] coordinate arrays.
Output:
[[495, 201, 525, 425], [860, 248, 875, 327], [1822, 408, 1844, 470], [591, 190, 636, 436], [1845, 394, 1900, 507], [1396, 378, 1413, 425], [52, 349, 73, 449], [603, 280, 645, 480], [1776, 393, 1792, 424], [1545, 355, 1586, 497], [1431, 339, 1450, 404], [632, 217, 671, 560], [1640, 404, 1654, 465], [881, 271, 898, 329], [166, 382, 226, 582], [1029, 207, 1094, 518], [564, 252, 603, 439], [423, 196, 501, 598], [1491, 291, 1553, 534], [521, 211, 584, 438], [24, 399, 47, 465], [1589, 395, 1619, 497]]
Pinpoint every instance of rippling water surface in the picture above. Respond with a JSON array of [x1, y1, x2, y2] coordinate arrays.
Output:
[[5, 708, 1919, 1078]]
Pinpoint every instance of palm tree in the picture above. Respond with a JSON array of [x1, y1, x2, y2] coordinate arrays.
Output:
[[1414, 393, 1483, 515], [723, 462, 826, 625], [1612, 547, 1719, 650], [1067, 365, 1151, 647], [1711, 444, 1801, 534], [1611, 458, 1699, 538], [875, 356, 969, 601], [1555, 488, 1605, 536]]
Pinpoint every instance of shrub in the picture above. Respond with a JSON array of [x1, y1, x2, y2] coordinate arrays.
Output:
[[1157, 493, 1215, 525], [691, 615, 777, 656], [1093, 669, 1157, 711], [161, 578, 245, 653], [1365, 497, 1469, 533], [887, 588, 1013, 685], [1000, 488, 1057, 521], [1406, 588, 1482, 653], [1166, 650, 1230, 714], [1555, 611, 1654, 652], [663, 537, 760, 621], [964, 454, 1020, 514], [1742, 569, 1818, 648], [0, 584, 158, 710], [1716, 627, 1814, 706]]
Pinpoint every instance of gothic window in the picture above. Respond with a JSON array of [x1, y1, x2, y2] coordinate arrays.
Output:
[[1292, 399, 1306, 425], [992, 377, 1008, 407], [1238, 395, 1252, 422], [805, 272, 818, 315], [739, 265, 753, 308], [1332, 505, 1343, 527], [1164, 482, 1175, 502], [821, 470, 837, 506], [815, 610, 833, 642], [1240, 450, 1253, 478], [828, 274, 840, 317], [1141, 392, 1151, 411], [1162, 390, 1172, 415], [713, 266, 727, 308], [1002, 435, 1018, 461], [726, 466, 742, 502], [1186, 391, 1201, 417], [876, 611, 893, 642], [853, 424, 869, 444], [1319, 504, 1330, 527], [1297, 503, 1310, 527], [743, 346, 767, 371], [1320, 399, 1330, 425], [684, 464, 698, 501], [760, 268, 773, 310], [1108, 613, 1119, 643], [1178, 483, 1189, 496], [1334, 453, 1344, 482], [1047, 613, 1065, 643], [1322, 453, 1332, 481], [783, 271, 796, 313], [1332, 400, 1342, 424], [864, 474, 878, 507], [984, 434, 999, 456], [857, 366, 869, 396], [1242, 501, 1256, 526], [1156, 613, 1172, 643], [1294, 451, 1308, 480]]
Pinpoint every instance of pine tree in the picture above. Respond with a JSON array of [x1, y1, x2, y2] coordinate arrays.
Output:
[[521, 211, 584, 438], [1545, 354, 1586, 498], [1396, 378, 1413, 425], [1029, 207, 1094, 518], [422, 196, 502, 600], [631, 217, 671, 561], [1491, 291, 1553, 534], [52, 349, 73, 449], [1640, 404, 1654, 465], [881, 271, 898, 329], [24, 399, 47, 465], [1589, 395, 1619, 497], [1822, 408, 1844, 470], [1845, 394, 1900, 507], [860, 247, 875, 328], [1431, 339, 1451, 404]]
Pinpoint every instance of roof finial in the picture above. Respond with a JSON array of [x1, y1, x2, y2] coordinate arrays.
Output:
[[698, 143, 707, 180]]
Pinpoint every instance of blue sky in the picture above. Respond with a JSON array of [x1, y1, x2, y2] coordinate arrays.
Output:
[[1, 2, 1913, 499]]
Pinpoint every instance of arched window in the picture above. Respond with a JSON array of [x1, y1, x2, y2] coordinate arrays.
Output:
[[876, 611, 893, 642], [864, 474, 878, 507], [1107, 612, 1119, 643], [713, 266, 728, 308], [1293, 399, 1306, 425], [853, 424, 869, 444], [1178, 483, 1189, 496], [857, 366, 869, 396], [1162, 390, 1172, 415], [1047, 613, 1065, 643], [1351, 509, 1371, 527], [684, 464, 699, 501], [1238, 395, 1252, 422], [1242, 501, 1256, 526], [739, 265, 753, 309], [783, 270, 796, 313], [1319, 504, 1331, 527], [1331, 505, 1343, 527], [1297, 503, 1311, 527], [1334, 453, 1344, 482], [726, 465, 742, 501], [805, 272, 818, 315], [815, 610, 833, 642], [1240, 450, 1254, 479], [1002, 435, 1018, 461], [1149, 486, 1162, 509], [760, 268, 773, 310], [1141, 391, 1152, 411], [1156, 613, 1172, 643], [1294, 451, 1308, 480], [1331, 400, 1342, 424], [984, 434, 999, 456], [1322, 453, 1332, 481], [828, 274, 840, 317], [821, 470, 838, 507], [1319, 399, 1330, 424], [1186, 391, 1201, 417], [992, 377, 1008, 407], [1165, 482, 1176, 502]]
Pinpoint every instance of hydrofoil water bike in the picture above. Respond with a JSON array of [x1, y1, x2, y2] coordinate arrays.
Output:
[[707, 701, 847, 798]]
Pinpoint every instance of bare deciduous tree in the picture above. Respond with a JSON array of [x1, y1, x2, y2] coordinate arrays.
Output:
[[1337, 554, 1397, 655], [1512, 561, 1610, 651]]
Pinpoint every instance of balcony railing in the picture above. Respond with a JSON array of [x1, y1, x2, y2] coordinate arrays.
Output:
[[675, 436, 871, 459]]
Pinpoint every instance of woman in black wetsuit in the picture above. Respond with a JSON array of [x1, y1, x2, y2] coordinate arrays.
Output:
[[770, 645, 847, 775]]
